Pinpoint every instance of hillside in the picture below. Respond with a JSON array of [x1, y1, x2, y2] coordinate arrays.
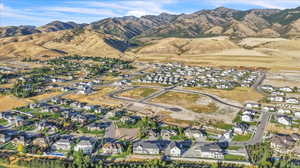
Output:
[[0, 21, 86, 38], [0, 29, 122, 59], [133, 37, 239, 55], [1, 7, 300, 39]]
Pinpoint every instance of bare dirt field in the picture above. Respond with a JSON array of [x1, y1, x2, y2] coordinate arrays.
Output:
[[267, 123, 300, 134], [263, 70, 300, 87], [119, 87, 158, 100], [63, 87, 123, 107], [186, 87, 264, 104], [150, 91, 240, 124], [0, 95, 30, 112], [116, 128, 139, 140]]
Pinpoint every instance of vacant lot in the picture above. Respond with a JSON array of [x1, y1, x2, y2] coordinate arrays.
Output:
[[263, 70, 300, 87], [0, 95, 30, 112], [151, 91, 240, 124], [119, 87, 158, 100], [187, 87, 264, 104], [152, 92, 219, 113], [63, 87, 123, 107]]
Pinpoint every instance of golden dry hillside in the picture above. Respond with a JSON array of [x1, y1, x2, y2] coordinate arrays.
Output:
[[126, 37, 300, 71], [0, 29, 122, 59], [133, 36, 238, 55]]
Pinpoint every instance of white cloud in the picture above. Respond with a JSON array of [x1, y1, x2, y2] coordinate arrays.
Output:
[[68, 0, 177, 17], [210, 0, 300, 9]]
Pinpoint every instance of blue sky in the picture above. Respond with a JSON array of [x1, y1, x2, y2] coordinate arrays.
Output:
[[1, 0, 300, 26]]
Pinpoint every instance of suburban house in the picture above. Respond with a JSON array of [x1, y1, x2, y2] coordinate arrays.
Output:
[[32, 137, 49, 148], [295, 112, 300, 119], [244, 103, 261, 109], [268, 96, 285, 102], [241, 114, 254, 122], [286, 97, 299, 104], [194, 143, 224, 159], [166, 141, 182, 157], [277, 116, 292, 126], [262, 106, 276, 112], [86, 122, 107, 131], [74, 140, 94, 154], [102, 142, 123, 155], [51, 138, 72, 151], [184, 128, 206, 140], [279, 87, 294, 93], [261, 85, 274, 92], [133, 141, 160, 155], [160, 129, 177, 140], [233, 123, 250, 135], [277, 109, 292, 114]]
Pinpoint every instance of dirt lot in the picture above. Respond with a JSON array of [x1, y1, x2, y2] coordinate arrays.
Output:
[[263, 70, 300, 87], [151, 91, 240, 124], [116, 128, 139, 140], [267, 123, 300, 134], [63, 86, 123, 107], [186, 87, 264, 104], [0, 95, 30, 112], [0, 92, 62, 112], [119, 87, 158, 100]]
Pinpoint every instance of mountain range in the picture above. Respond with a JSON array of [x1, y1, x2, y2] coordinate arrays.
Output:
[[1, 7, 300, 40]]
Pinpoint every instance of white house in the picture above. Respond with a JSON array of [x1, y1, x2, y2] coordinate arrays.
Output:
[[102, 142, 123, 155], [241, 114, 254, 122], [277, 116, 292, 126], [277, 109, 292, 114], [294, 112, 300, 119], [74, 140, 94, 154], [245, 103, 261, 109], [184, 128, 205, 140], [261, 85, 274, 92], [286, 98, 299, 104], [268, 96, 285, 102], [133, 141, 160, 155], [167, 142, 182, 157], [52, 139, 72, 151], [279, 87, 293, 93], [262, 106, 276, 112]]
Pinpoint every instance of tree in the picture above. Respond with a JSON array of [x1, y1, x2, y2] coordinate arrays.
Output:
[[17, 143, 24, 153]]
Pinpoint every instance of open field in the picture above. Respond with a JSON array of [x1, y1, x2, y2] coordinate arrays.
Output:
[[0, 95, 30, 112], [132, 50, 300, 71], [151, 91, 240, 124], [128, 38, 300, 71], [63, 87, 123, 107], [263, 70, 300, 87], [119, 87, 158, 100], [152, 92, 218, 113], [27, 91, 62, 102], [185, 87, 264, 104], [267, 123, 300, 134]]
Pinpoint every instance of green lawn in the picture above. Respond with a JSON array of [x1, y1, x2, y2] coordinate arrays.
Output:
[[224, 154, 246, 161], [1, 142, 17, 150], [0, 119, 8, 126], [213, 122, 233, 130], [16, 124, 36, 131], [79, 127, 105, 135], [227, 146, 242, 150], [232, 134, 252, 142]]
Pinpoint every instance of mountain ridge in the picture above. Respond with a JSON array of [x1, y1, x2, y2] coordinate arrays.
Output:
[[1, 6, 300, 39]]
